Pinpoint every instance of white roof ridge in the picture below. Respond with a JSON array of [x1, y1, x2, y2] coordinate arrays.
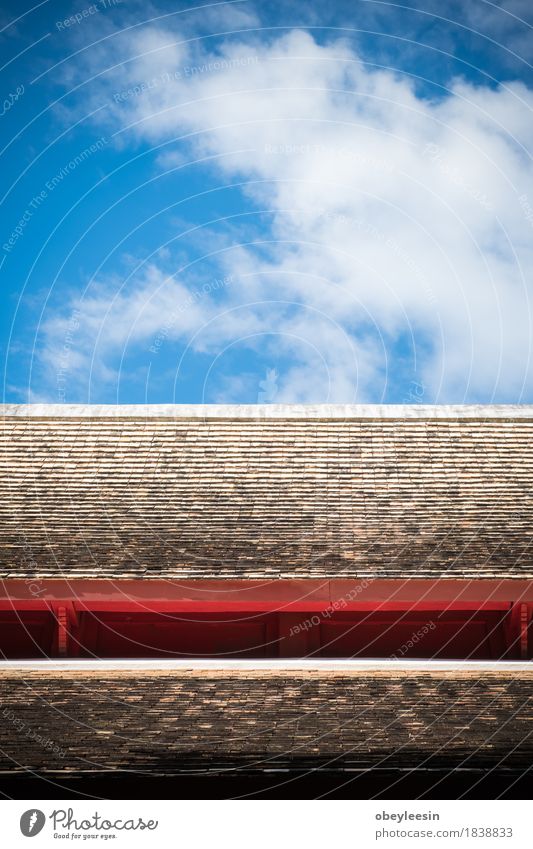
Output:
[[2, 403, 533, 419], [0, 659, 532, 672]]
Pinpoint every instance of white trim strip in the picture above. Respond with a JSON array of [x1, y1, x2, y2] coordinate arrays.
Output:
[[2, 403, 533, 419], [0, 659, 531, 672]]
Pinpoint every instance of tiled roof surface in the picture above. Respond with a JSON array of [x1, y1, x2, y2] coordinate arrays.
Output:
[[1, 407, 532, 579], [1, 666, 531, 773]]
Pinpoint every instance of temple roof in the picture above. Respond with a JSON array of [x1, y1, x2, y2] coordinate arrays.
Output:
[[1, 661, 531, 773], [1, 404, 532, 580]]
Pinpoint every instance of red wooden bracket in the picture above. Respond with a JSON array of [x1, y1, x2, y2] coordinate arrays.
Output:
[[56, 605, 68, 657], [520, 603, 529, 659]]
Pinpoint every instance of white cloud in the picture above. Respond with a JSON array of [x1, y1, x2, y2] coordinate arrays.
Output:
[[40, 263, 214, 399], [42, 24, 533, 402]]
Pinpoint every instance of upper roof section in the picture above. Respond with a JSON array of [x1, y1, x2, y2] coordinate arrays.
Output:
[[1, 404, 532, 580]]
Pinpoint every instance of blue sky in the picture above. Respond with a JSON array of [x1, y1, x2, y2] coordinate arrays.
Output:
[[1, 0, 533, 405]]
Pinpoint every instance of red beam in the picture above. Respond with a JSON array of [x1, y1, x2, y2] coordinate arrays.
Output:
[[0, 579, 531, 661], [2, 578, 533, 606]]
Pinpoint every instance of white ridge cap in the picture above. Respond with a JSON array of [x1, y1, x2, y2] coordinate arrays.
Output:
[[0, 659, 531, 672], [1, 403, 533, 419]]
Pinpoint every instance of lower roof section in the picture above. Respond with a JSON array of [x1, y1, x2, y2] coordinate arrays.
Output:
[[1, 661, 532, 775]]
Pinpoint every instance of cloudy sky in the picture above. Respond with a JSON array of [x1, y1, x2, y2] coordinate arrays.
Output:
[[1, 0, 533, 404]]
